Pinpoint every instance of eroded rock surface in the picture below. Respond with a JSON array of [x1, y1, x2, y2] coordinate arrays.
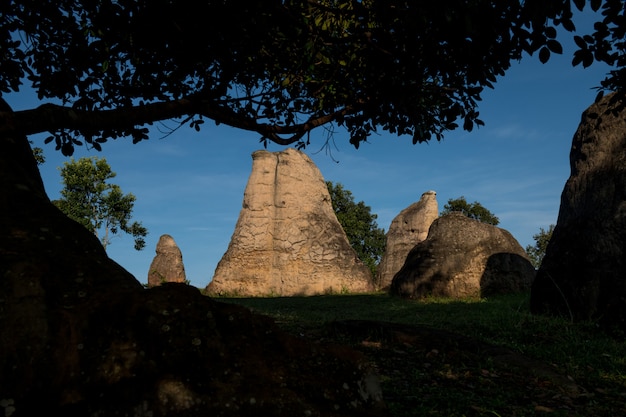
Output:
[[390, 213, 535, 299], [531, 93, 626, 330], [148, 234, 187, 287], [206, 148, 374, 296], [376, 191, 438, 290]]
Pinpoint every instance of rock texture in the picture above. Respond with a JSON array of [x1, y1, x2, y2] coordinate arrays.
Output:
[[390, 212, 535, 299], [148, 234, 187, 287], [0, 100, 385, 416], [376, 191, 438, 290], [531, 93, 626, 329], [206, 148, 374, 296]]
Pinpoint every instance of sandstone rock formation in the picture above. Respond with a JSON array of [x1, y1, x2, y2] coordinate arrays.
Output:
[[147, 234, 187, 287], [390, 212, 535, 299], [0, 100, 385, 416], [206, 148, 374, 296], [376, 191, 438, 290], [531, 93, 626, 329]]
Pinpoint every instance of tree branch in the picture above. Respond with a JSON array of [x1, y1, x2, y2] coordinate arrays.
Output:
[[0, 96, 354, 146], [0, 99, 196, 137]]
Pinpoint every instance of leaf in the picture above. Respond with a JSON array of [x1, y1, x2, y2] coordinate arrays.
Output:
[[463, 117, 474, 132], [61, 142, 74, 156], [594, 21, 607, 32], [539, 46, 550, 64], [572, 50, 584, 67], [590, 0, 601, 11], [574, 35, 587, 49], [573, 0, 585, 11], [547, 40, 563, 54], [582, 50, 594, 68], [594, 90, 605, 103], [561, 19, 576, 32], [545, 26, 557, 39]]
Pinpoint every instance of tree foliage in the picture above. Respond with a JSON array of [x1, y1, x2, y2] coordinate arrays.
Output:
[[441, 196, 500, 226], [53, 156, 148, 251], [0, 1, 624, 154], [29, 141, 45, 165], [525, 224, 555, 268], [327, 181, 386, 277]]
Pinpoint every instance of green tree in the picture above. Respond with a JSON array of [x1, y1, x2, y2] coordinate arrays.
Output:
[[53, 157, 148, 251], [1, 1, 623, 154], [29, 141, 45, 165], [327, 181, 386, 277], [441, 196, 500, 225], [525, 224, 555, 269]]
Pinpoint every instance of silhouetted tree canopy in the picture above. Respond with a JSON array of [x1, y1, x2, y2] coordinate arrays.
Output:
[[1, 1, 624, 153]]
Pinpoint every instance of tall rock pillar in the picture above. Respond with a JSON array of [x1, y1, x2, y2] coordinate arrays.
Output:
[[147, 234, 187, 287], [206, 149, 374, 296], [376, 191, 438, 290], [530, 93, 626, 330]]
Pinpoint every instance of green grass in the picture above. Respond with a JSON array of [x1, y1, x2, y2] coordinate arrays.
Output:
[[217, 292, 626, 416]]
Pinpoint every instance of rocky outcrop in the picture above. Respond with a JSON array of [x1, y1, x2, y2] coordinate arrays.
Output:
[[147, 234, 186, 287], [531, 93, 626, 330], [376, 191, 438, 289], [0, 100, 385, 416], [390, 213, 535, 299], [206, 148, 374, 296]]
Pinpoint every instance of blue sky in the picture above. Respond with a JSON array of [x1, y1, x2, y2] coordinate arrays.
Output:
[[7, 10, 612, 289]]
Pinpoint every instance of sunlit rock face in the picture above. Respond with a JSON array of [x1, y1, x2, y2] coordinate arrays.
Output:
[[531, 93, 626, 330], [376, 190, 438, 290], [206, 148, 374, 296], [148, 234, 187, 287], [390, 213, 535, 299]]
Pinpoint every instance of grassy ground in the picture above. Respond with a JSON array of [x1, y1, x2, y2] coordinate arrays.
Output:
[[218, 292, 626, 416]]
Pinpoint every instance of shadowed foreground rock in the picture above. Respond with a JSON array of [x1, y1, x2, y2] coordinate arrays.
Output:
[[390, 213, 535, 299], [0, 105, 385, 416], [531, 93, 626, 330]]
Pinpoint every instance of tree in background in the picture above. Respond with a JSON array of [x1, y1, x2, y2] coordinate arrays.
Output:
[[441, 196, 500, 225], [29, 141, 45, 165], [327, 181, 386, 277], [525, 224, 555, 269], [53, 157, 148, 251]]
